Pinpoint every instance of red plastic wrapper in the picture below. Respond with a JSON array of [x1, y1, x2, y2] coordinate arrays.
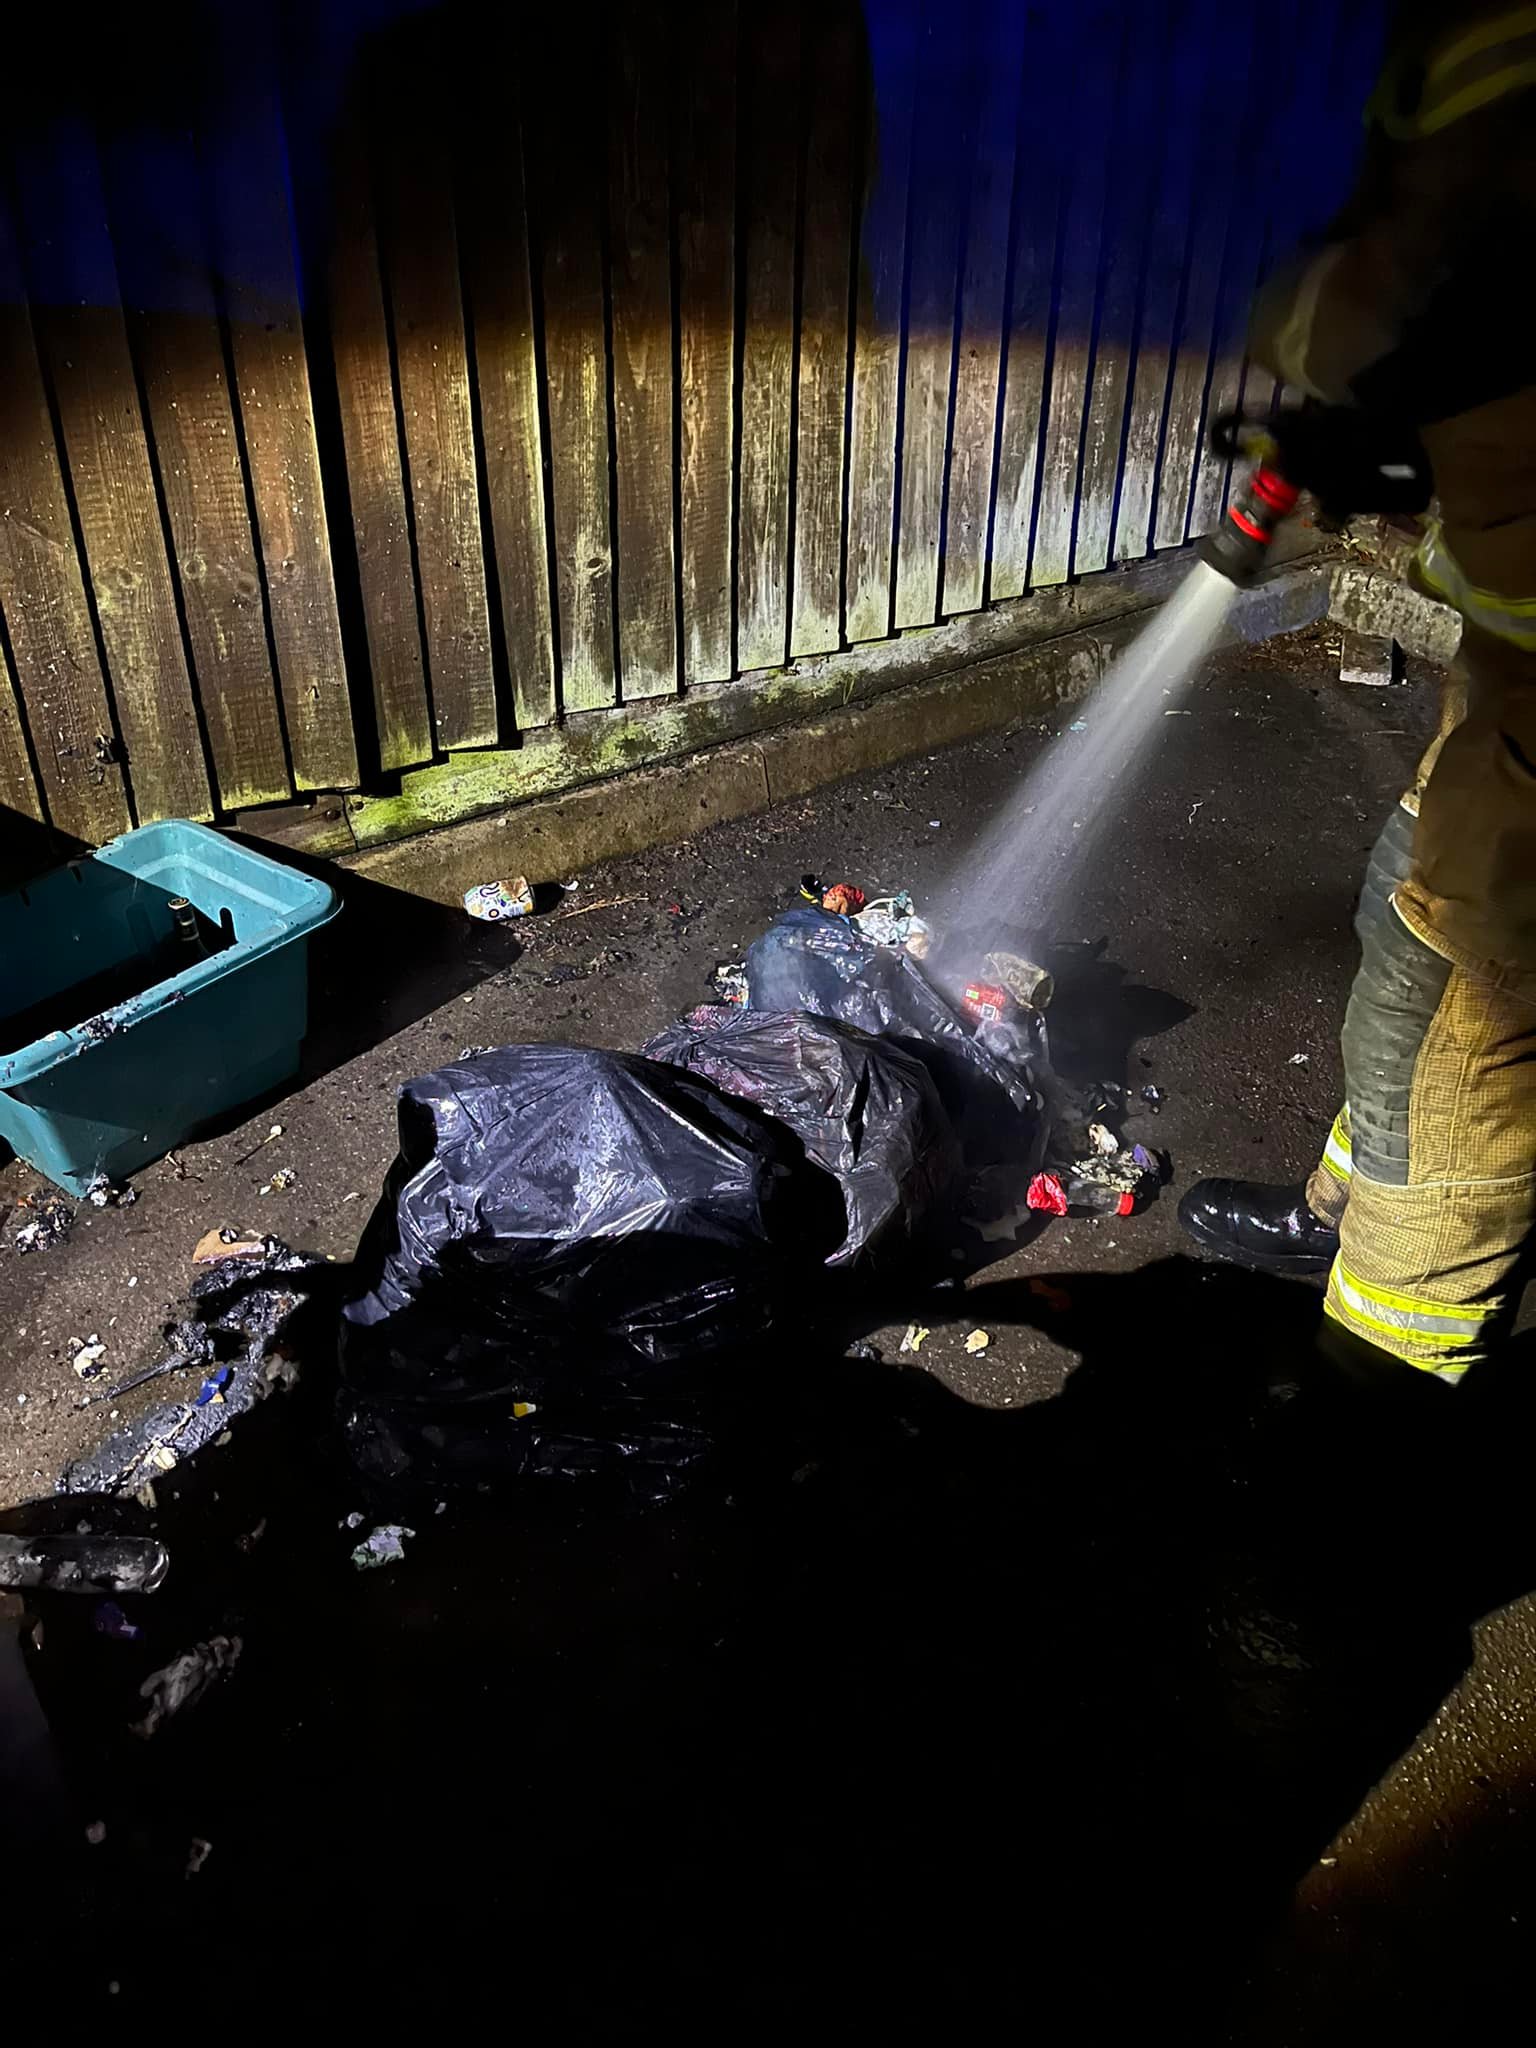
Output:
[[961, 981, 1010, 1025], [821, 882, 867, 917], [1026, 1171, 1068, 1216]]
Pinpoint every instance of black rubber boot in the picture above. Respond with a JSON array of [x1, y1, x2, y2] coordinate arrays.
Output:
[[1177, 1178, 1339, 1277]]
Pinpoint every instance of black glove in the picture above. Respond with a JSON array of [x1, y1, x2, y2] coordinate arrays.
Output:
[[1211, 407, 1433, 524]]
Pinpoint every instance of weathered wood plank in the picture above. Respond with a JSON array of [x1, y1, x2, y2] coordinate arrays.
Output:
[[1188, 34, 1278, 538], [990, 9, 1064, 602], [941, 0, 1026, 618], [674, 0, 736, 684], [530, 111, 616, 713], [461, 101, 556, 732], [790, 4, 860, 657], [381, 65, 496, 752], [203, 48, 358, 790], [1154, 6, 1257, 550], [19, 124, 212, 824], [894, 0, 976, 629], [1029, 4, 1119, 590], [102, 126, 291, 810], [1111, 12, 1211, 562], [0, 194, 128, 842], [323, 114, 431, 772], [608, 22, 677, 700], [1074, 5, 1162, 576], [845, 0, 920, 641], [736, 5, 802, 671], [0, 639, 42, 824]]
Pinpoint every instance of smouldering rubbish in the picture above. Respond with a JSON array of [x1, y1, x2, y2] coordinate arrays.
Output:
[[900, 1324, 931, 1355], [964, 1329, 991, 1355], [131, 1636, 243, 1739]]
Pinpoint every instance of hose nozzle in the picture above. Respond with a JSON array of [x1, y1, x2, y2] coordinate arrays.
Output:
[[1198, 463, 1301, 586]]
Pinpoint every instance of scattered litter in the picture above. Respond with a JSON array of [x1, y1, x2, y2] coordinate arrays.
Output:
[[1163, 708, 1191, 717], [850, 890, 932, 957], [1289, 1051, 1310, 1066], [84, 1175, 138, 1209], [964, 1329, 991, 1355], [819, 882, 866, 917], [86, 1821, 107, 1846], [62, 1239, 314, 1496], [900, 1323, 930, 1354], [458, 1044, 493, 1059], [557, 891, 643, 921], [1319, 1855, 1339, 1869], [193, 1366, 232, 1407], [93, 1601, 141, 1642], [71, 1336, 107, 1380], [258, 1168, 296, 1195], [1188, 799, 1205, 824], [928, 819, 941, 829], [343, 1511, 365, 1529], [342, 1190, 361, 1203], [131, 1636, 243, 1739], [127, 1275, 138, 1287], [1087, 1121, 1119, 1156], [845, 1339, 883, 1363], [234, 1123, 285, 1166], [193, 1228, 267, 1264], [1068, 719, 1088, 733], [559, 879, 579, 892], [350, 1522, 415, 1571], [1141, 1084, 1164, 1109], [185, 1838, 213, 1879], [709, 961, 749, 1007], [463, 875, 534, 922], [512, 1400, 538, 1419], [1027, 1276, 1073, 1315], [12, 1192, 73, 1254]]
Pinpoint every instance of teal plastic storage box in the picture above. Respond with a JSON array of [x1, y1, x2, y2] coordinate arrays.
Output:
[[0, 820, 339, 1195]]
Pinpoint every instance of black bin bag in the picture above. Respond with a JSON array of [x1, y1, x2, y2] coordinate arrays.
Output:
[[744, 907, 1044, 1170], [643, 1007, 962, 1269], [339, 1046, 844, 1492]]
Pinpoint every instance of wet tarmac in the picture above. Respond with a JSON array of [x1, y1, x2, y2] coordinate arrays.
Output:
[[4, 626, 1535, 2034]]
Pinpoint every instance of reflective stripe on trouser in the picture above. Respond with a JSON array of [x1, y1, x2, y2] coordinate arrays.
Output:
[[1417, 523, 1536, 651], [1324, 962, 1536, 1378], [1305, 1108, 1352, 1229]]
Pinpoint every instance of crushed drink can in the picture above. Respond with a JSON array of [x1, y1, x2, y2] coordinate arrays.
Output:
[[463, 875, 534, 922]]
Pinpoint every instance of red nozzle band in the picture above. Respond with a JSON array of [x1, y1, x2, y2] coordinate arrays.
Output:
[[1251, 466, 1300, 515], [1228, 507, 1271, 543]]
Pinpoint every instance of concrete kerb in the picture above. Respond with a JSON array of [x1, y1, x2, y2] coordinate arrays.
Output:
[[341, 558, 1342, 908]]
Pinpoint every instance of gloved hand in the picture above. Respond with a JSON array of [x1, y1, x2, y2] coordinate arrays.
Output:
[[1211, 407, 1433, 524]]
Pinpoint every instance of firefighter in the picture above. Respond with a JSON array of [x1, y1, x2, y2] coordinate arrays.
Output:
[[1179, 1, 1536, 1382]]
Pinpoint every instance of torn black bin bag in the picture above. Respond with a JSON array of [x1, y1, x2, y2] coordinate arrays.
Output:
[[643, 1008, 962, 1269], [744, 907, 1044, 1170], [339, 1047, 845, 1493]]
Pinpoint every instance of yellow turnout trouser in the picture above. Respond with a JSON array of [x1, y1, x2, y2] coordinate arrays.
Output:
[[1305, 608, 1536, 1379]]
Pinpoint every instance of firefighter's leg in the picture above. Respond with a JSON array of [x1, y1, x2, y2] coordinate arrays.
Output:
[[1302, 791, 1428, 1229], [1325, 635, 1536, 1379]]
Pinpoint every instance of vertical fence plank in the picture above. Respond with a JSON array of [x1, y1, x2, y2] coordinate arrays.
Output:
[[532, 114, 616, 712], [674, 1, 736, 685], [382, 69, 496, 750], [990, 9, 1062, 602], [104, 128, 291, 809], [790, 4, 859, 658], [324, 114, 432, 772], [0, 195, 129, 842], [462, 102, 557, 733], [845, 0, 920, 642], [608, 21, 677, 700], [736, 6, 802, 671], [204, 50, 357, 790], [893, 0, 975, 629], [1029, 4, 1119, 590], [941, 0, 1025, 619], [1153, 6, 1257, 550], [1073, 7, 1161, 577], [19, 125, 212, 824], [1111, 10, 1209, 563], [0, 642, 41, 824]]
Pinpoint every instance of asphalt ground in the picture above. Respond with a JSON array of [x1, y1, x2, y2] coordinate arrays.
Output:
[[4, 619, 1535, 2037]]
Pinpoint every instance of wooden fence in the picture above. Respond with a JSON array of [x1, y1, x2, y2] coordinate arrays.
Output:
[[0, 0, 1383, 854]]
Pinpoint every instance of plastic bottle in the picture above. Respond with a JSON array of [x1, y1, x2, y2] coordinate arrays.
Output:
[[1026, 1169, 1140, 1219]]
